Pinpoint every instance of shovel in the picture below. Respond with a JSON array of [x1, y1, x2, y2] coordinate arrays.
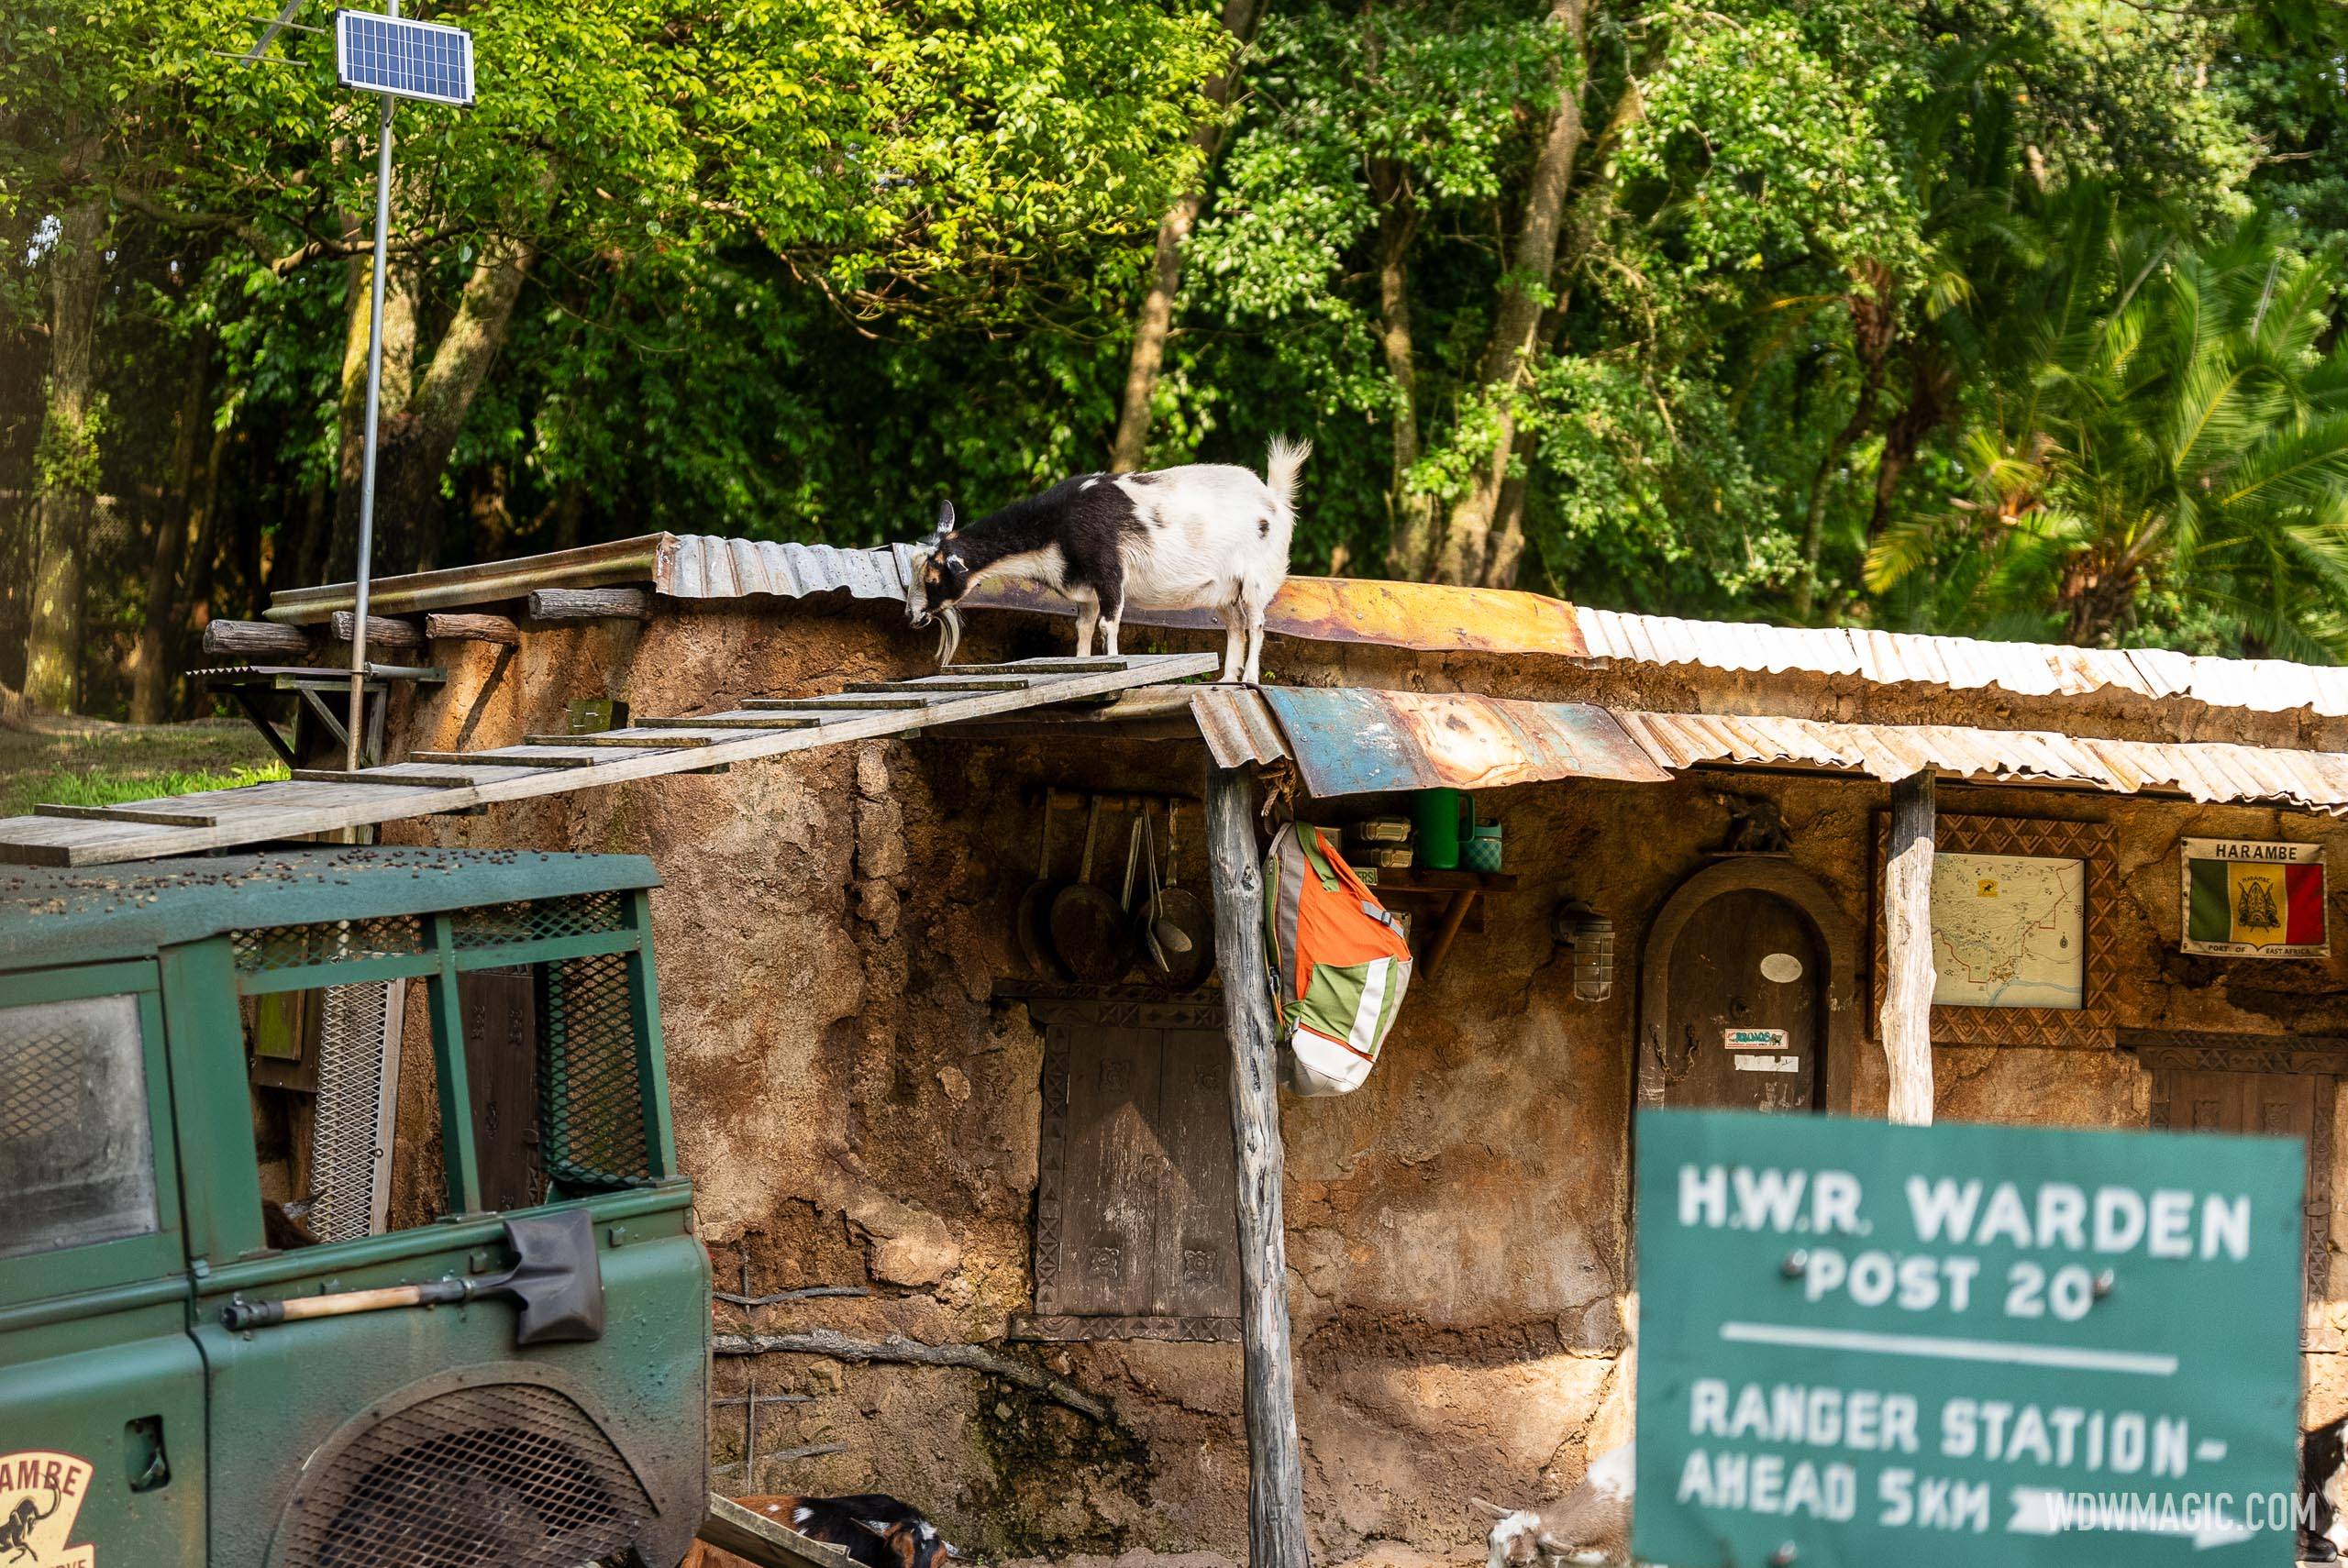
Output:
[[220, 1207, 606, 1346]]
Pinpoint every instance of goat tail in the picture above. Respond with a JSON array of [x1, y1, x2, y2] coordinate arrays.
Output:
[[1263, 434, 1312, 509]]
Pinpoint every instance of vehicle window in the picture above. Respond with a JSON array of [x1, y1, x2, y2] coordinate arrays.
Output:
[[0, 994, 160, 1259]]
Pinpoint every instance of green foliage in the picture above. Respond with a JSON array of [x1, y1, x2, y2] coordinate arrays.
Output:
[[6, 0, 2348, 719]]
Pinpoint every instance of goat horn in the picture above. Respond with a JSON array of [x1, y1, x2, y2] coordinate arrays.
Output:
[[1469, 1498, 1512, 1519]]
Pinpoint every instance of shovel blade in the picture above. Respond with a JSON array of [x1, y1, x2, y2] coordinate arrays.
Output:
[[488, 1209, 607, 1345]]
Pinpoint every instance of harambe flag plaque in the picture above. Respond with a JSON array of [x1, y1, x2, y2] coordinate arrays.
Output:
[[1633, 1110, 2302, 1566], [2181, 839, 2327, 957]]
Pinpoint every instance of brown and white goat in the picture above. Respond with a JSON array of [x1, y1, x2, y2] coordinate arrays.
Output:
[[1473, 1441, 1635, 1568]]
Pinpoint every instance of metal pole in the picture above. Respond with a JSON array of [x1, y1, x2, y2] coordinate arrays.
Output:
[[346, 0, 397, 772]]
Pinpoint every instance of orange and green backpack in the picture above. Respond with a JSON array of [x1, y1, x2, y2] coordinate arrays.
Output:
[[1263, 823, 1414, 1096]]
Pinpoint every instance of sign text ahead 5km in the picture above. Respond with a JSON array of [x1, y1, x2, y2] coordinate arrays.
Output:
[[1633, 1110, 2303, 1566]]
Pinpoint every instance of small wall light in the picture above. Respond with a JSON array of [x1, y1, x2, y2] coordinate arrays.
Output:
[[1553, 899, 1614, 1001]]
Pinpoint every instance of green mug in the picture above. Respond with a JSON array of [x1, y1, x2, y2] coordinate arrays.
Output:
[[1413, 789, 1461, 870]]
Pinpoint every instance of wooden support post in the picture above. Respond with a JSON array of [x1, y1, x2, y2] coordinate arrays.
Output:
[[330, 610, 426, 649], [528, 587, 651, 622], [1880, 769, 1937, 1126], [425, 612, 522, 645], [1202, 764, 1312, 1568], [203, 618, 316, 658]]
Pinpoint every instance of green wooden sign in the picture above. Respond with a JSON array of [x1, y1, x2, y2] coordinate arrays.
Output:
[[1634, 1109, 2304, 1566]]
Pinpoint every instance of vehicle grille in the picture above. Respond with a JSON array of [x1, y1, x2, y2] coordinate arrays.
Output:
[[271, 1382, 654, 1568]]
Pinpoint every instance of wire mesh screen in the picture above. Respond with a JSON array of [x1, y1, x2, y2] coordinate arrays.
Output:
[[233, 915, 426, 975], [452, 891, 626, 951], [307, 981, 402, 1242], [538, 954, 651, 1190], [270, 1381, 654, 1568], [0, 994, 158, 1260]]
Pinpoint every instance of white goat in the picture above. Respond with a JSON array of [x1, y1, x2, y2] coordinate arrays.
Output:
[[1474, 1442, 1636, 1568], [903, 437, 1308, 684]]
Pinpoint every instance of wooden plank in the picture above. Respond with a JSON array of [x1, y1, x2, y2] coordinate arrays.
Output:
[[293, 764, 539, 787], [36, 803, 225, 828], [330, 611, 426, 649], [945, 658, 1130, 674], [1202, 763, 1312, 1568], [637, 714, 813, 731], [744, 695, 936, 712], [847, 678, 1036, 693], [0, 652, 1219, 866], [425, 612, 521, 645], [1880, 768, 1936, 1127], [409, 747, 611, 769], [522, 731, 716, 748], [528, 587, 651, 622], [699, 1495, 863, 1568], [203, 619, 314, 658]]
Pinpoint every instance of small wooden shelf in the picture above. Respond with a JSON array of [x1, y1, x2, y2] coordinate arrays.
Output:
[[1362, 868, 1516, 981]]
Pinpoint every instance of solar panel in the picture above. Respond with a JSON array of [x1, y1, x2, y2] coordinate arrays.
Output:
[[334, 10, 473, 107]]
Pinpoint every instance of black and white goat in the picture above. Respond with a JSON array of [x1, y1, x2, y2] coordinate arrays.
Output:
[[904, 436, 1310, 685]]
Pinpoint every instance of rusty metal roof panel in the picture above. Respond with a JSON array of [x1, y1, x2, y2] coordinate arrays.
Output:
[[1257, 687, 1667, 798], [969, 574, 1589, 657], [659, 536, 912, 602], [1615, 711, 2348, 812], [1190, 688, 1290, 771]]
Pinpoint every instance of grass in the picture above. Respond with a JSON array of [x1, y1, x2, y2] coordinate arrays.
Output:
[[0, 718, 287, 819]]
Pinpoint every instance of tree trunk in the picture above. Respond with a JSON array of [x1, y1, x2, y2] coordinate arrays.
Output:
[[1202, 764, 1311, 1568], [1374, 174, 1435, 577], [1108, 0, 1262, 471], [1879, 770, 1936, 1126], [1433, 0, 1591, 586], [178, 420, 230, 674], [331, 248, 417, 579], [1864, 346, 1953, 541], [368, 236, 535, 574], [25, 192, 108, 714], [131, 324, 215, 723]]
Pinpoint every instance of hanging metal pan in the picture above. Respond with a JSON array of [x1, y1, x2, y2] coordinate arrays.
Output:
[[1049, 797, 1131, 984], [1016, 793, 1070, 979], [1146, 800, 1214, 990]]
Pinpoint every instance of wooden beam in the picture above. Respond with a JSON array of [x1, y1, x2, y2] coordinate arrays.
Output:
[[425, 612, 521, 646], [527, 587, 651, 622], [1880, 768, 1937, 1126], [699, 1495, 862, 1568], [1202, 764, 1312, 1568], [329, 610, 426, 649], [203, 618, 315, 658]]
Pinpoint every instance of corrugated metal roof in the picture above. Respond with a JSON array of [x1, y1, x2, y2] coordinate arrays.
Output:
[[1198, 687, 1667, 797], [1574, 610, 2348, 715], [658, 536, 913, 602], [1191, 688, 1290, 771], [1614, 711, 2348, 812]]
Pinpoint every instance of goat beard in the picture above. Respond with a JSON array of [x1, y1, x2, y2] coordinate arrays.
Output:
[[936, 604, 963, 668]]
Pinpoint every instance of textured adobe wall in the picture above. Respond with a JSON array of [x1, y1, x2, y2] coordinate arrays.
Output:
[[379, 596, 2348, 1562]]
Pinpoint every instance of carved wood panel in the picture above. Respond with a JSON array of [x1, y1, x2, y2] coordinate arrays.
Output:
[[2130, 1031, 2340, 1306], [1019, 1000, 1240, 1342], [1871, 812, 2117, 1048]]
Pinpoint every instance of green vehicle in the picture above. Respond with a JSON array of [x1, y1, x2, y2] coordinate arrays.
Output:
[[0, 846, 710, 1568]]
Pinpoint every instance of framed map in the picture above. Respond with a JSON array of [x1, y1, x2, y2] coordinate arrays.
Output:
[[1873, 813, 2116, 1048], [1928, 851, 2085, 1008]]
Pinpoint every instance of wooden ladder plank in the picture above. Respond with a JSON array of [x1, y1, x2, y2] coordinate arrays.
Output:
[[0, 649, 1222, 866], [36, 803, 225, 828], [847, 677, 1036, 693], [945, 658, 1131, 674], [523, 730, 718, 748], [637, 713, 814, 731], [410, 747, 615, 769], [744, 695, 936, 712]]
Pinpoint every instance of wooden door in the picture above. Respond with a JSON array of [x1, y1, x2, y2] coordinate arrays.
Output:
[[1662, 889, 1823, 1111], [2156, 1062, 2326, 1296], [457, 966, 540, 1211]]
